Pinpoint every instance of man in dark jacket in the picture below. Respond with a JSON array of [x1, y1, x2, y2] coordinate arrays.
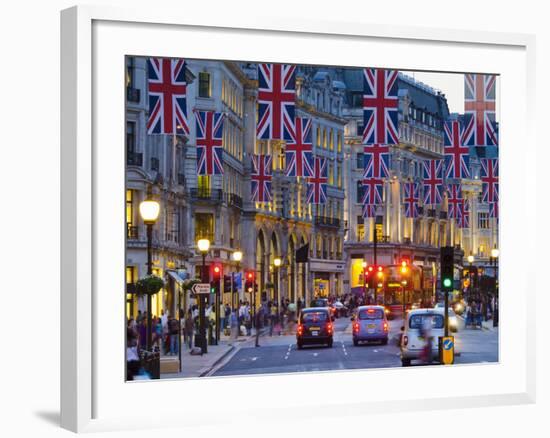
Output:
[[255, 306, 265, 347]]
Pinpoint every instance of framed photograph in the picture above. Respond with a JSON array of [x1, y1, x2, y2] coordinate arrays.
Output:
[[61, 5, 536, 433]]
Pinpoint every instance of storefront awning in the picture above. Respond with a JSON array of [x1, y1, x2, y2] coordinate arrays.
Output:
[[166, 270, 185, 285]]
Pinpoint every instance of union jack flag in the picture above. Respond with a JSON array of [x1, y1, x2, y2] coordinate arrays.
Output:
[[463, 74, 498, 147], [456, 198, 470, 228], [422, 160, 444, 205], [362, 177, 384, 205], [362, 203, 377, 218], [444, 120, 470, 179], [146, 58, 189, 135], [257, 63, 296, 140], [447, 184, 463, 219], [480, 158, 499, 204], [283, 117, 314, 177], [195, 110, 224, 176], [306, 157, 328, 204], [251, 154, 272, 203], [362, 69, 399, 145], [490, 201, 499, 219], [403, 182, 420, 218], [363, 143, 390, 179]]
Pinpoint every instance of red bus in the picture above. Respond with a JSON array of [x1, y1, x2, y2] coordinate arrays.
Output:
[[378, 264, 428, 319]]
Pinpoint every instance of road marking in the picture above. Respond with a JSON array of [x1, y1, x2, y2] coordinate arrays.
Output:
[[374, 349, 378, 353], [341, 342, 348, 356], [313, 352, 318, 357], [251, 357, 258, 361]]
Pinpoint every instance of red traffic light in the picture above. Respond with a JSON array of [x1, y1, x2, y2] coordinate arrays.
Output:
[[368, 266, 374, 273], [212, 263, 222, 280], [377, 265, 383, 272]]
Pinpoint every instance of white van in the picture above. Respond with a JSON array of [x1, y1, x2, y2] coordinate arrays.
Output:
[[400, 309, 446, 366]]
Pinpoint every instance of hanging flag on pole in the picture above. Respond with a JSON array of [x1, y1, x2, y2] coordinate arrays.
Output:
[[306, 157, 328, 204], [362, 68, 399, 145], [480, 158, 499, 218], [422, 159, 444, 206], [463, 74, 498, 147], [195, 110, 224, 175], [444, 120, 470, 179], [361, 177, 383, 218], [256, 63, 296, 140], [283, 116, 314, 177], [363, 143, 390, 178], [456, 198, 470, 228], [146, 57, 189, 135], [403, 182, 420, 218], [447, 184, 463, 219], [251, 154, 273, 203]]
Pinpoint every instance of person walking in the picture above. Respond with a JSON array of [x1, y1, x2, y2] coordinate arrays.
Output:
[[184, 309, 194, 350], [168, 316, 180, 356], [254, 306, 265, 347], [230, 308, 239, 340]]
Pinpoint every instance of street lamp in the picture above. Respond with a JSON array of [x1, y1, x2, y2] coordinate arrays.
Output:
[[362, 261, 368, 300], [274, 257, 282, 306], [467, 254, 474, 301], [139, 197, 160, 351], [232, 250, 243, 311], [490, 247, 499, 327], [401, 280, 408, 321], [197, 238, 210, 354]]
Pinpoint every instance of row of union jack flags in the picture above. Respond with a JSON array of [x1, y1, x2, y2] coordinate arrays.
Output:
[[146, 57, 225, 176]]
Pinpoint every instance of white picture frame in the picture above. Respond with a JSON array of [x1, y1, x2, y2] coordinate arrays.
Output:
[[61, 5, 536, 433]]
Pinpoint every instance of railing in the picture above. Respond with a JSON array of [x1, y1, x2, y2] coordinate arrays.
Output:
[[127, 224, 139, 240], [314, 216, 341, 228], [127, 151, 143, 166], [322, 251, 328, 259], [336, 252, 342, 260], [126, 87, 141, 103], [190, 188, 223, 201], [379, 235, 390, 243], [228, 193, 243, 209], [403, 237, 411, 244]]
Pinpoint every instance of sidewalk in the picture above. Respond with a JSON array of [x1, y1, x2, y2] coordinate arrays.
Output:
[[160, 331, 262, 379]]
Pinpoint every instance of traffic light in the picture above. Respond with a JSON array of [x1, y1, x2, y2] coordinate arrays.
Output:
[[244, 270, 254, 291], [212, 263, 222, 282], [440, 247, 454, 292], [400, 260, 409, 275], [223, 275, 232, 292]]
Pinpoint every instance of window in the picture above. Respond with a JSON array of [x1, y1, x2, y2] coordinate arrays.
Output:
[[328, 163, 334, 185], [357, 222, 365, 241], [195, 213, 214, 242], [197, 175, 211, 195], [478, 212, 490, 229], [358, 308, 384, 320], [316, 125, 321, 146], [409, 314, 444, 329], [323, 129, 327, 149], [126, 57, 135, 88], [198, 71, 211, 98], [337, 132, 342, 152], [337, 164, 342, 188], [329, 129, 334, 150], [356, 181, 365, 203], [126, 121, 136, 153], [356, 152, 364, 170]]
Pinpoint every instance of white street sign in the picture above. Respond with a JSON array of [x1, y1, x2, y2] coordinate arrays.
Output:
[[192, 283, 211, 295]]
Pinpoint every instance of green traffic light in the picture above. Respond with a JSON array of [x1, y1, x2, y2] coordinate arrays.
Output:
[[443, 278, 452, 288]]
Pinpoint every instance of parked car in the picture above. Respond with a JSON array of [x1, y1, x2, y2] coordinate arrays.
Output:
[[351, 305, 389, 346], [296, 307, 334, 349], [400, 308, 446, 366]]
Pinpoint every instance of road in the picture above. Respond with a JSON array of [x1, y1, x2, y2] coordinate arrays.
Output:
[[211, 315, 498, 376]]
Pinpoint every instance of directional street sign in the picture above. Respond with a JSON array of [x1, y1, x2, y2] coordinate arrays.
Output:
[[191, 283, 211, 295]]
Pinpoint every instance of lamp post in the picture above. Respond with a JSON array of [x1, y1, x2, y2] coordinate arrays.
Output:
[[139, 197, 160, 351], [362, 261, 368, 301], [233, 250, 243, 310], [401, 280, 408, 321], [197, 238, 210, 354], [490, 247, 499, 327], [467, 254, 474, 302], [274, 257, 282, 307]]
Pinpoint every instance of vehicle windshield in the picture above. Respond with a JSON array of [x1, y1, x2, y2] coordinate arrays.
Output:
[[301, 311, 329, 323], [358, 309, 384, 320], [311, 299, 327, 307], [409, 314, 444, 329]]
